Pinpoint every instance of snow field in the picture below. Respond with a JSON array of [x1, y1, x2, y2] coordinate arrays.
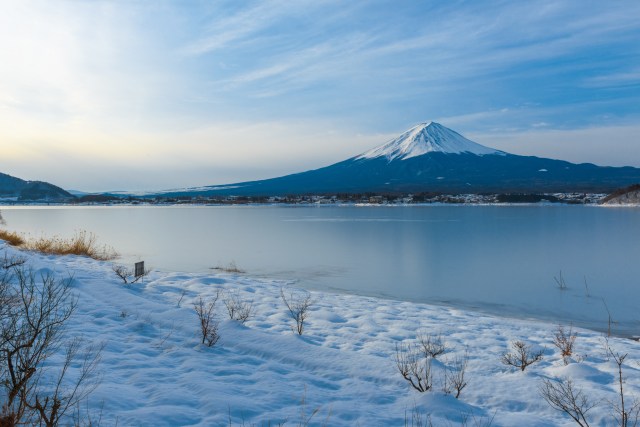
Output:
[[2, 242, 640, 426]]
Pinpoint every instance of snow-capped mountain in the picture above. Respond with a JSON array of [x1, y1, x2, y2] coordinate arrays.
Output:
[[143, 122, 640, 197], [358, 122, 504, 160]]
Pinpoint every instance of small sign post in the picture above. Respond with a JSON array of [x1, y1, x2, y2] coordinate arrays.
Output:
[[135, 261, 145, 280]]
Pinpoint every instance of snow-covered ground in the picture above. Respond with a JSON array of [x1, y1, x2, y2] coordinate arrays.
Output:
[[2, 242, 640, 426]]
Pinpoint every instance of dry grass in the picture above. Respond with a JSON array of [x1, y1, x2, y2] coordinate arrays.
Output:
[[24, 231, 117, 260], [0, 229, 26, 246], [212, 260, 245, 274], [1, 228, 117, 261]]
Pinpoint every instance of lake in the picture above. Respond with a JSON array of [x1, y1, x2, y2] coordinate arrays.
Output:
[[1, 204, 639, 335]]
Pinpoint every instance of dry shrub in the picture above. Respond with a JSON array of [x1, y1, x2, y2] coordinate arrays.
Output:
[[539, 378, 595, 427], [443, 352, 469, 399], [194, 292, 221, 347], [280, 288, 312, 335], [501, 340, 544, 372], [25, 231, 117, 260], [0, 229, 25, 246], [417, 331, 447, 359], [395, 342, 433, 393], [553, 324, 577, 360], [223, 291, 253, 323], [213, 260, 245, 274]]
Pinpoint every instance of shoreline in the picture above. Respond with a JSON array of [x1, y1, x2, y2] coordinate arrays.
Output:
[[4, 200, 636, 208], [0, 191, 612, 207]]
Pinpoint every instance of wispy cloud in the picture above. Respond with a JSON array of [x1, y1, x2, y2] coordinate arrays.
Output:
[[180, 0, 640, 132], [1, 0, 639, 190], [182, 0, 349, 56], [182, 1, 289, 55], [583, 70, 640, 88]]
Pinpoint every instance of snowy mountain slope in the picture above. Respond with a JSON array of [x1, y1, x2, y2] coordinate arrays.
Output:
[[357, 122, 504, 160]]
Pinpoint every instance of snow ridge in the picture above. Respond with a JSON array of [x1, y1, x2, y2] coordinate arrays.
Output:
[[357, 122, 504, 161]]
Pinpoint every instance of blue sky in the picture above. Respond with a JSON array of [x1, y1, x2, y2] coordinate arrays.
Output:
[[1, 0, 639, 191]]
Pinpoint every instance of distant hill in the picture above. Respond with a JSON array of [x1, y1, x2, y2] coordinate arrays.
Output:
[[0, 172, 74, 202], [144, 122, 640, 197], [602, 184, 640, 205]]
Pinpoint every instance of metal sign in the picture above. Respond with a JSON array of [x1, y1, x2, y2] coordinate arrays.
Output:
[[135, 261, 145, 278]]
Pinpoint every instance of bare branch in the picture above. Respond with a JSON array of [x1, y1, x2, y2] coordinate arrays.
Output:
[[112, 264, 149, 285], [0, 266, 100, 426], [605, 341, 640, 427], [540, 378, 595, 427], [416, 331, 447, 359], [501, 340, 543, 372], [280, 288, 312, 335], [445, 352, 469, 399], [553, 325, 577, 362], [554, 271, 568, 291], [29, 338, 104, 427], [395, 342, 433, 393], [223, 291, 253, 324], [1, 252, 27, 270], [194, 292, 220, 347]]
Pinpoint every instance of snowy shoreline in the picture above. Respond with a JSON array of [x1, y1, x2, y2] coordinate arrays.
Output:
[[2, 243, 640, 426]]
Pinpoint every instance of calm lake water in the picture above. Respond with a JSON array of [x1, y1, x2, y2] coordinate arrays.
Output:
[[2, 205, 639, 335]]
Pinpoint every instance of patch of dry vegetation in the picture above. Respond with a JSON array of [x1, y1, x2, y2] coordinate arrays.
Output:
[[212, 260, 245, 273], [1, 228, 116, 261], [24, 231, 117, 260], [0, 229, 26, 246]]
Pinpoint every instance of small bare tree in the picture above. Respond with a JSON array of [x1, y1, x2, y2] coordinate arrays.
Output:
[[444, 353, 469, 399], [501, 340, 543, 372], [223, 292, 253, 324], [280, 288, 312, 335], [417, 332, 447, 359], [605, 343, 640, 427], [553, 325, 577, 362], [0, 268, 77, 423], [194, 292, 220, 347], [0, 266, 102, 426], [395, 342, 433, 392], [29, 338, 103, 427], [540, 378, 595, 427], [112, 264, 149, 284]]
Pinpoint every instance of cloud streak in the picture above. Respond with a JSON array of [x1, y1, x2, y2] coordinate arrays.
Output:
[[1, 0, 639, 191]]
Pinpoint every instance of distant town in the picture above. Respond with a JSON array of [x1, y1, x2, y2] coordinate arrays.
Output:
[[0, 192, 608, 206]]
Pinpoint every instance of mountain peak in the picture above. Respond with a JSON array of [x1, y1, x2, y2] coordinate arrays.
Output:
[[357, 121, 504, 161]]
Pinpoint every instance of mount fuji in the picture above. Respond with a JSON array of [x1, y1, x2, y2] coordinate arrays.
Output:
[[156, 122, 640, 196]]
